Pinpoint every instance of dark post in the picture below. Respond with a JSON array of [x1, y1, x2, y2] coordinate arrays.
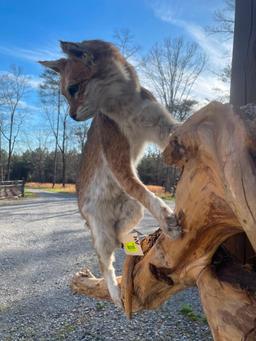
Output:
[[230, 0, 256, 105], [21, 178, 25, 197], [228, 0, 256, 263]]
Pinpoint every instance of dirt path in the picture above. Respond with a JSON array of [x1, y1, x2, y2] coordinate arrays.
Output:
[[0, 191, 212, 341]]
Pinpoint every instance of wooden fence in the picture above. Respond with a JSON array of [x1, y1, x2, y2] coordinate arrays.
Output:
[[0, 180, 25, 199]]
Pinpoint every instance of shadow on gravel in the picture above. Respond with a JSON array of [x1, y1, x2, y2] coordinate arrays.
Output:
[[29, 210, 79, 222], [0, 192, 77, 208], [0, 191, 212, 341], [0, 199, 76, 211], [0, 229, 94, 272]]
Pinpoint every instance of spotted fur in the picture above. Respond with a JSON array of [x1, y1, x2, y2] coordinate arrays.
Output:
[[39, 40, 181, 306]]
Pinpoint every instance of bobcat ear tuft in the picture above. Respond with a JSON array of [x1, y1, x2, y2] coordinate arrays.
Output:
[[60, 41, 84, 58], [38, 59, 66, 73], [59, 40, 95, 64]]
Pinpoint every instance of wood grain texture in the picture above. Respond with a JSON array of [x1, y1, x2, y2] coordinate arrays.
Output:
[[71, 102, 256, 340]]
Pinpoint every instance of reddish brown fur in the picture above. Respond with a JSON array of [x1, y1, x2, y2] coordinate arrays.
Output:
[[39, 39, 181, 306]]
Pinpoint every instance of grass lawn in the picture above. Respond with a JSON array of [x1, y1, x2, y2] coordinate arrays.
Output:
[[24, 189, 38, 198], [147, 185, 175, 201], [25, 182, 175, 200], [25, 182, 76, 194]]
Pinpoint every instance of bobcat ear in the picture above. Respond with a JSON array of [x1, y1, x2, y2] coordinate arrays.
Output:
[[38, 58, 66, 73], [60, 41, 95, 65], [60, 41, 84, 58]]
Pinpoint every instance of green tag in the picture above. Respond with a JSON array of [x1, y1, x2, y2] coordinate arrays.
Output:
[[122, 233, 144, 256], [124, 241, 139, 253]]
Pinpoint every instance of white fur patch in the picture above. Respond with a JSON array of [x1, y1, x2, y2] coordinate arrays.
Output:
[[113, 59, 131, 81]]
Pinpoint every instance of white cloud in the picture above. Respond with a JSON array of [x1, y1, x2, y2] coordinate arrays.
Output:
[[139, 67, 229, 108], [149, 1, 232, 70], [0, 45, 62, 62], [0, 69, 41, 90], [146, 1, 232, 104], [26, 75, 41, 89], [18, 100, 40, 112], [190, 72, 230, 104]]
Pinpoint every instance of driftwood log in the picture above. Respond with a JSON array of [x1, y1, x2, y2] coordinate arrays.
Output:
[[71, 102, 256, 341]]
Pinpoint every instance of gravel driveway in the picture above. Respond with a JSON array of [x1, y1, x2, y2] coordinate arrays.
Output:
[[0, 191, 212, 341]]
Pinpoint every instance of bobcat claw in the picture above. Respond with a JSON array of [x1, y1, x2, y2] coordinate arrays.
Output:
[[166, 224, 182, 240], [160, 207, 183, 240]]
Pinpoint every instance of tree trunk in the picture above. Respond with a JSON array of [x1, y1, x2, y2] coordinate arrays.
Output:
[[6, 152, 11, 181], [71, 102, 256, 340], [229, 0, 256, 264], [6, 111, 15, 181], [61, 116, 67, 188], [52, 88, 61, 188], [197, 266, 256, 341], [230, 0, 256, 105], [62, 151, 66, 188]]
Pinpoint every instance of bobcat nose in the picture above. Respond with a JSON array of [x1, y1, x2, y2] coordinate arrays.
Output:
[[69, 110, 78, 121]]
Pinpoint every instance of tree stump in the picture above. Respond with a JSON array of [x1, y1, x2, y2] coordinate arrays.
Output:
[[71, 102, 256, 341]]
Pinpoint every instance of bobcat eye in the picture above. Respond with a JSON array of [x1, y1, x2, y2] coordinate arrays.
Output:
[[68, 83, 79, 97]]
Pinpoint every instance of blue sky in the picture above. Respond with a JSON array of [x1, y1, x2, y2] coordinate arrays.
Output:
[[0, 0, 230, 73], [0, 0, 233, 149]]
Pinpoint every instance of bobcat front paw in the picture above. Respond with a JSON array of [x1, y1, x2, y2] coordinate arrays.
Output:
[[109, 284, 123, 308], [160, 207, 182, 240]]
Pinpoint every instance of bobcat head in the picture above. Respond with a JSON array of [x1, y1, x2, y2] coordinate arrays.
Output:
[[39, 40, 139, 121]]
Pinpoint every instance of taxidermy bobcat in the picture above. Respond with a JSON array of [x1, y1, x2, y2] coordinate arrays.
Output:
[[40, 40, 182, 306]]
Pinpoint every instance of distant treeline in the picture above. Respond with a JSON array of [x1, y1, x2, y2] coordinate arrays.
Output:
[[0, 148, 179, 192], [0, 148, 79, 184]]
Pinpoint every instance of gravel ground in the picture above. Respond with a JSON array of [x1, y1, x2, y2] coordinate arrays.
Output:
[[0, 191, 212, 341]]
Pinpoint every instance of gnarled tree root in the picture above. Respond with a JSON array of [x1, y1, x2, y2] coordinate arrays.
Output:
[[71, 102, 256, 340]]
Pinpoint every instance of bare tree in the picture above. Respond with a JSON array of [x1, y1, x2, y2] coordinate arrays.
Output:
[[59, 108, 69, 187], [0, 65, 29, 180], [140, 37, 205, 193], [206, 0, 235, 101], [172, 99, 198, 122], [141, 37, 205, 121], [206, 0, 235, 37], [39, 69, 69, 187], [39, 69, 60, 187], [25, 129, 50, 183], [74, 124, 89, 153], [212, 65, 232, 103], [113, 28, 140, 61]]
